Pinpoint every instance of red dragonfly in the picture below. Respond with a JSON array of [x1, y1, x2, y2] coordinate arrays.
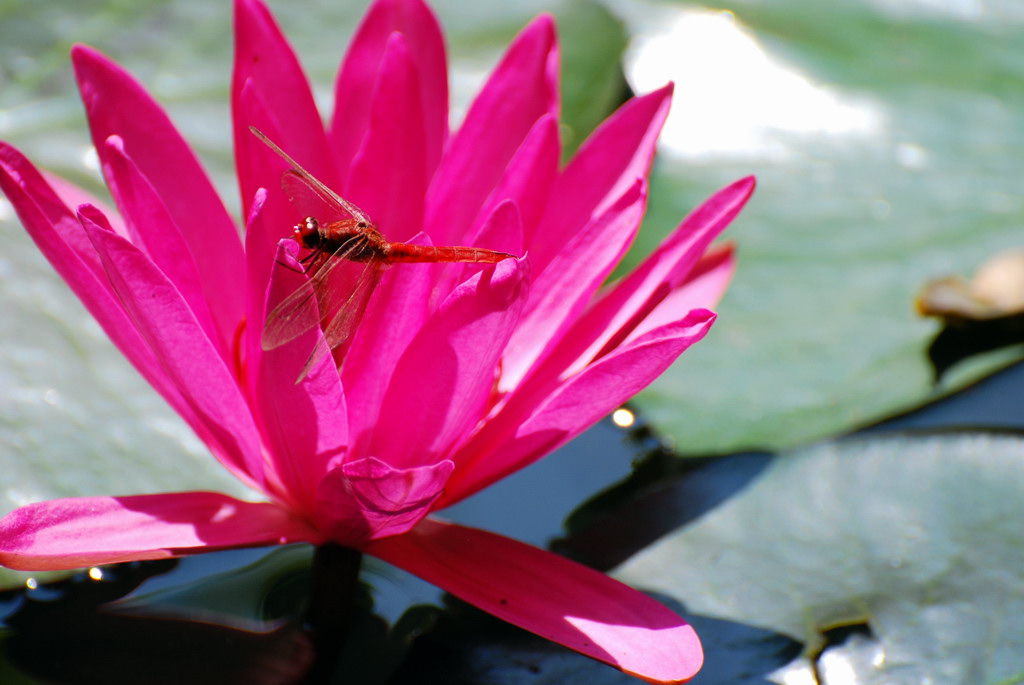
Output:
[[251, 127, 516, 382]]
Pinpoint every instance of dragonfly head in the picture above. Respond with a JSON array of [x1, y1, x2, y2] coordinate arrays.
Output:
[[293, 216, 321, 249]]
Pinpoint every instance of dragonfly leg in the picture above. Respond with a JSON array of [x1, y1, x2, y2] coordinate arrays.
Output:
[[275, 248, 322, 274], [275, 258, 305, 274]]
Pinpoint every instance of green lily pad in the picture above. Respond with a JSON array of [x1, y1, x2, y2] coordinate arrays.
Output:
[[615, 431, 1024, 684], [617, 1, 1024, 452], [554, 1, 630, 155], [112, 546, 313, 623]]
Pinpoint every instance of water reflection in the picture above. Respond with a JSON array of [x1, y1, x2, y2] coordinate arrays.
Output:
[[613, 1, 884, 158]]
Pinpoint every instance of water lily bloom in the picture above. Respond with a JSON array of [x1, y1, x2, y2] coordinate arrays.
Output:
[[0, 0, 754, 682]]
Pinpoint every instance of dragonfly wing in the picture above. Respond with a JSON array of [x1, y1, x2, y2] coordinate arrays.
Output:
[[261, 276, 320, 350], [250, 128, 371, 223], [250, 127, 381, 382], [282, 168, 369, 224], [294, 259, 385, 384], [320, 259, 386, 353], [295, 337, 333, 385], [282, 169, 352, 223], [261, 234, 370, 351]]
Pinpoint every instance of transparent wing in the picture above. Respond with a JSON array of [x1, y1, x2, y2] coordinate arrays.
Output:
[[261, 234, 371, 351], [294, 337, 333, 385], [294, 260, 386, 384], [250, 126, 384, 383], [320, 259, 386, 352], [281, 170, 351, 224], [250, 127, 370, 223]]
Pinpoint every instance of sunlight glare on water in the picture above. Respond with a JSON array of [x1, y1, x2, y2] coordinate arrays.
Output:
[[615, 2, 884, 159], [612, 407, 635, 428], [768, 657, 817, 685], [80, 146, 100, 173]]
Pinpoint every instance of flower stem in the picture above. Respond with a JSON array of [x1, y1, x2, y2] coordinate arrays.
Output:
[[303, 543, 363, 684]]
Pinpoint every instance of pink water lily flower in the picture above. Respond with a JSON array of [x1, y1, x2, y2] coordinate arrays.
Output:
[[0, 0, 753, 681]]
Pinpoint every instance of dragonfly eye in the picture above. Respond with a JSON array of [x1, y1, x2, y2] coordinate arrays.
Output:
[[292, 217, 321, 247], [293, 217, 317, 236]]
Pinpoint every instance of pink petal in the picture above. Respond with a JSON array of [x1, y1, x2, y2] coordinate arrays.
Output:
[[0, 492, 321, 571], [468, 113, 560, 247], [232, 0, 334, 221], [444, 311, 716, 505], [500, 178, 647, 392], [41, 172, 125, 237], [346, 33, 428, 241], [424, 15, 558, 247], [314, 458, 454, 545], [367, 519, 703, 684], [532, 86, 672, 272], [466, 199, 525, 262], [431, 199, 525, 312], [330, 0, 447, 180], [235, 87, 301, 343], [0, 142, 189, 422], [71, 45, 244, 350], [100, 135, 223, 357], [367, 257, 527, 469], [78, 211, 266, 488], [253, 239, 349, 509], [623, 245, 735, 345], [544, 176, 754, 378], [240, 187, 274, 388], [341, 235, 435, 449]]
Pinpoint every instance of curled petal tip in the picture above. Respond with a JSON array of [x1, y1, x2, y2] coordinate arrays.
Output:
[[533, 12, 557, 32], [103, 133, 125, 152], [514, 12, 557, 50], [234, 0, 265, 13], [69, 43, 100, 62], [69, 43, 121, 79], [648, 81, 675, 99], [727, 174, 757, 201]]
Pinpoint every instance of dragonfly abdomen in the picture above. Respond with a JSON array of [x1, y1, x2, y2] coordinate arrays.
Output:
[[386, 243, 514, 264]]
